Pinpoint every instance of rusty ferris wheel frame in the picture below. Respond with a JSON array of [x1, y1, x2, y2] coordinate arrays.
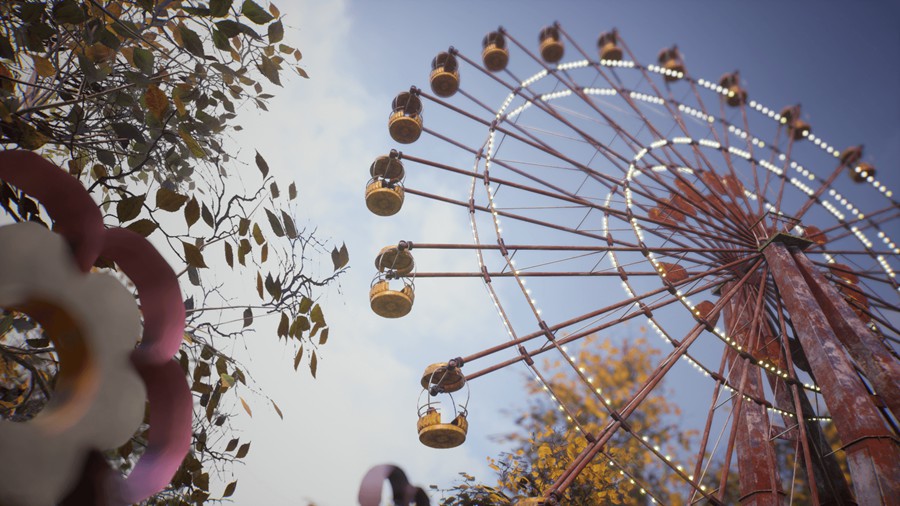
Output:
[[364, 22, 900, 505]]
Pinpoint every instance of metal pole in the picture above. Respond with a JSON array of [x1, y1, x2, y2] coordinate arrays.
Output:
[[763, 242, 900, 505], [721, 277, 784, 505], [792, 251, 900, 420]]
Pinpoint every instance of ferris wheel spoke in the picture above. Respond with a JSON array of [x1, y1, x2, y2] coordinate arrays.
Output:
[[584, 258, 762, 442], [474, 57, 768, 247], [404, 185, 616, 243], [517, 303, 713, 500], [736, 104, 768, 219], [856, 306, 900, 338], [770, 131, 800, 219], [683, 80, 785, 230], [626, 153, 765, 245], [809, 259, 898, 288], [545, 262, 765, 489], [405, 242, 757, 255], [688, 350, 732, 504], [626, 164, 757, 233], [622, 191, 756, 255], [455, 84, 633, 175], [410, 245, 712, 279], [400, 152, 629, 222], [626, 173, 759, 246], [712, 100, 766, 225], [814, 215, 900, 254], [412, 270, 708, 278], [499, 28, 652, 161], [817, 211, 900, 248], [417, 117, 633, 211], [815, 276, 900, 330], [461, 258, 756, 380], [497, 34, 737, 208], [714, 266, 791, 502], [421, 83, 641, 179], [553, 31, 686, 158], [586, 36, 765, 232], [406, 176, 753, 257], [793, 160, 855, 225], [814, 248, 900, 257], [629, 207, 754, 249]]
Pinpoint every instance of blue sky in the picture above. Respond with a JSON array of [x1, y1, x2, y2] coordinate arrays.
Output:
[[221, 2, 900, 504]]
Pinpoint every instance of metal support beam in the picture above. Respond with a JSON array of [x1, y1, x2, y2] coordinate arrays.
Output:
[[767, 300, 855, 505], [723, 282, 784, 505], [763, 242, 900, 505], [791, 251, 900, 420]]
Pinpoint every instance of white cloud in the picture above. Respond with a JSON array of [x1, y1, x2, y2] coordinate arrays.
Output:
[[219, 1, 503, 504]]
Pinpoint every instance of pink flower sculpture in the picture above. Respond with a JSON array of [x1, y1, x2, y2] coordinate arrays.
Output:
[[0, 150, 191, 506]]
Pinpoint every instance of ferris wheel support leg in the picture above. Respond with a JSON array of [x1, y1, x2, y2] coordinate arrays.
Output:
[[765, 313, 855, 505], [763, 242, 900, 505], [790, 251, 900, 421], [721, 284, 786, 505]]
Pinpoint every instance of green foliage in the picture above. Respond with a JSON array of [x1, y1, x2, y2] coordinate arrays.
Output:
[[0, 1, 337, 504], [440, 332, 692, 505]]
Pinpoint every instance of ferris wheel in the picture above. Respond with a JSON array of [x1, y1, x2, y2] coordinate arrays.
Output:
[[364, 23, 900, 505]]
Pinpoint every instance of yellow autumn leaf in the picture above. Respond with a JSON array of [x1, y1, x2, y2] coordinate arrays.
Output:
[[220, 373, 235, 388], [239, 396, 252, 417], [120, 46, 135, 67], [86, 43, 115, 63], [144, 84, 169, 120], [0, 101, 13, 122], [104, 1, 122, 18], [32, 55, 55, 78], [172, 89, 186, 116], [18, 123, 49, 150], [178, 127, 207, 158], [271, 399, 283, 419], [537, 444, 552, 459], [169, 21, 183, 48]]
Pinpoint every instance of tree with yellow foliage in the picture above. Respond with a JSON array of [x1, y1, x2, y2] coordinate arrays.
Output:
[[441, 331, 692, 505]]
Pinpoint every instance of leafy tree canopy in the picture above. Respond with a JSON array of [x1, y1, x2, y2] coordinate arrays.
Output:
[[0, 1, 346, 503]]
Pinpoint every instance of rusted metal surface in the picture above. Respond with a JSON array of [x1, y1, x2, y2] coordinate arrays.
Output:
[[765, 300, 855, 504], [764, 242, 900, 505], [791, 385, 857, 505], [722, 281, 784, 506], [767, 304, 856, 505], [792, 251, 900, 420], [689, 351, 730, 504]]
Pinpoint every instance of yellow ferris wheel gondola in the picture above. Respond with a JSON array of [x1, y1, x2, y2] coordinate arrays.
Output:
[[430, 52, 460, 98], [388, 91, 423, 144], [365, 153, 405, 216], [598, 30, 622, 61], [538, 25, 563, 63], [482, 31, 509, 72]]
